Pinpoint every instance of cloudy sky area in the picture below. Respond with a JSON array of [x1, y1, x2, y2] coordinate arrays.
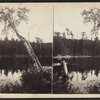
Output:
[[0, 6, 53, 43], [54, 6, 100, 40]]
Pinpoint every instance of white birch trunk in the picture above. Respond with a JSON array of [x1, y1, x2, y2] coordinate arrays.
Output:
[[7, 15, 44, 72]]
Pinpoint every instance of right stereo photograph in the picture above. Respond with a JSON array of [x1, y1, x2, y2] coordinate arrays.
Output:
[[53, 5, 100, 94]]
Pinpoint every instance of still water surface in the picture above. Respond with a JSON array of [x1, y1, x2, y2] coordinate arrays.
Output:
[[53, 57, 100, 94], [0, 57, 51, 93]]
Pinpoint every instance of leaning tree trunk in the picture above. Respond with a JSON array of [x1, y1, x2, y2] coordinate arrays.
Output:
[[7, 17, 44, 72]]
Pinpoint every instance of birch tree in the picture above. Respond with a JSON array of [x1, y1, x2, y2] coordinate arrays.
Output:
[[0, 7, 44, 72], [81, 8, 100, 38]]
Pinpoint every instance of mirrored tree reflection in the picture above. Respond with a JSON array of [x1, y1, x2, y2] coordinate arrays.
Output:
[[53, 57, 100, 94], [0, 57, 51, 93]]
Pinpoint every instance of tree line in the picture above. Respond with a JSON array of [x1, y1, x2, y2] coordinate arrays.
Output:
[[0, 37, 52, 57], [53, 32, 100, 56]]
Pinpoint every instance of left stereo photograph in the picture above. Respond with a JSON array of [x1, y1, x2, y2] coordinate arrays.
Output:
[[0, 4, 53, 93]]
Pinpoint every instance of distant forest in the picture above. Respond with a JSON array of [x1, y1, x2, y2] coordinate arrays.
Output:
[[53, 32, 100, 56], [0, 37, 52, 57]]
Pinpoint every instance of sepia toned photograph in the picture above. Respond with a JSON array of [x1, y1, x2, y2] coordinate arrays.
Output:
[[0, 4, 53, 93], [0, 2, 100, 98], [53, 5, 100, 94]]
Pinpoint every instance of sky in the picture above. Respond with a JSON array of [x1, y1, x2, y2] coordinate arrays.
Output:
[[1, 4, 100, 42], [54, 6, 100, 40], [0, 6, 53, 43]]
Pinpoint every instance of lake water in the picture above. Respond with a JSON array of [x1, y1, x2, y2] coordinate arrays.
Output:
[[0, 57, 51, 93], [53, 57, 100, 94]]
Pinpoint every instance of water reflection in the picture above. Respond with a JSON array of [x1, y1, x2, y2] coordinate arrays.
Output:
[[53, 57, 100, 94], [0, 70, 22, 86], [0, 57, 51, 93], [69, 70, 100, 93]]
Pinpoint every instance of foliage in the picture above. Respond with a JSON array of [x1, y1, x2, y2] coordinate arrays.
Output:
[[53, 58, 100, 94], [0, 57, 51, 93], [81, 8, 100, 36], [20, 66, 51, 93], [0, 7, 29, 36], [0, 67, 51, 93], [53, 33, 100, 56], [0, 39, 52, 57]]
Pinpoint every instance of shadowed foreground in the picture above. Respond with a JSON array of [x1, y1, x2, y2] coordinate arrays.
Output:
[[0, 57, 51, 93], [53, 57, 100, 94]]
